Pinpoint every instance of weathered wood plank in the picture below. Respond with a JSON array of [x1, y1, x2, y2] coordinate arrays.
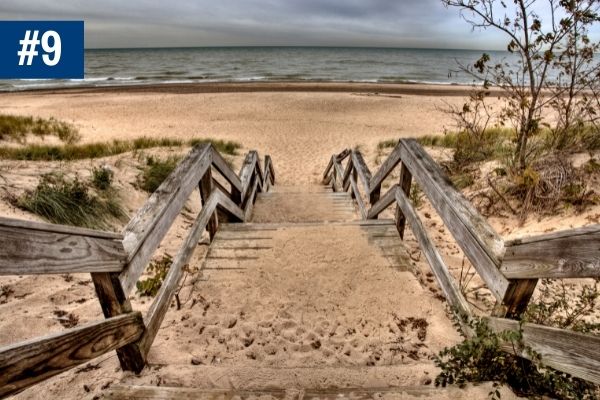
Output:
[[91, 272, 146, 372], [210, 147, 242, 194], [495, 279, 538, 319], [105, 384, 491, 400], [398, 139, 508, 301], [322, 156, 334, 182], [488, 318, 600, 384], [395, 189, 472, 319], [139, 193, 219, 356], [243, 177, 260, 221], [265, 155, 275, 185], [121, 144, 212, 295], [349, 175, 367, 220], [342, 157, 354, 192], [502, 225, 600, 279], [200, 168, 219, 241], [335, 148, 351, 162], [216, 191, 245, 222], [366, 184, 398, 219], [239, 152, 257, 202], [0, 313, 144, 398], [0, 216, 121, 239], [395, 162, 412, 239], [0, 222, 126, 275], [369, 143, 402, 194], [351, 150, 372, 195]]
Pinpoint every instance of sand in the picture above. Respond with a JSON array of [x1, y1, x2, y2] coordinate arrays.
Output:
[[0, 82, 591, 399]]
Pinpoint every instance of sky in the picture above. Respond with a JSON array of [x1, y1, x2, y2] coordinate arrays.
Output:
[[0, 0, 598, 50]]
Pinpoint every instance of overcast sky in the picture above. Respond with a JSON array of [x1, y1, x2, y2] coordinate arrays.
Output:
[[0, 0, 597, 50]]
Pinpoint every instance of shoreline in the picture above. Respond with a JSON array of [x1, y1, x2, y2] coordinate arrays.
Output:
[[4, 81, 486, 97]]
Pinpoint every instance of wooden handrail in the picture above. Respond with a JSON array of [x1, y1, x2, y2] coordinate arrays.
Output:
[[0, 217, 127, 275], [0, 312, 144, 398], [323, 139, 600, 385], [121, 143, 212, 294], [0, 144, 275, 397], [502, 225, 600, 279]]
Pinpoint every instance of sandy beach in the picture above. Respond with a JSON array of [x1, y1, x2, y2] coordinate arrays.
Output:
[[0, 82, 594, 399]]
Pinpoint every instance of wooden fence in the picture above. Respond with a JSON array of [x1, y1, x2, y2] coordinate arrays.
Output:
[[323, 138, 600, 384], [0, 144, 275, 398]]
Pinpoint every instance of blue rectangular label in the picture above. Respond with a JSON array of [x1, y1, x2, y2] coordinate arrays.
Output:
[[0, 21, 84, 79]]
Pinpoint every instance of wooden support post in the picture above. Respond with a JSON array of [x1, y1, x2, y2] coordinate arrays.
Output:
[[350, 169, 358, 199], [494, 279, 538, 319], [91, 272, 146, 373], [395, 163, 412, 239], [199, 168, 218, 240], [369, 185, 381, 219]]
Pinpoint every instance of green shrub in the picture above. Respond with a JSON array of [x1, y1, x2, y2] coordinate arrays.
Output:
[[137, 155, 180, 193], [0, 114, 80, 144], [435, 317, 597, 399], [16, 173, 126, 230], [136, 255, 172, 297], [0, 137, 241, 161], [91, 166, 114, 191]]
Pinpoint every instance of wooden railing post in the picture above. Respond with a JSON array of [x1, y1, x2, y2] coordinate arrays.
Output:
[[199, 167, 218, 240], [369, 185, 381, 217], [91, 272, 146, 373], [395, 163, 412, 239], [495, 279, 538, 318]]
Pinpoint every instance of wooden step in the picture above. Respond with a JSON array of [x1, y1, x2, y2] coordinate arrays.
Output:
[[105, 382, 516, 399]]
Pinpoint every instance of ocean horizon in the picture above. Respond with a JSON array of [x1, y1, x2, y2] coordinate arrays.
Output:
[[1, 46, 515, 91]]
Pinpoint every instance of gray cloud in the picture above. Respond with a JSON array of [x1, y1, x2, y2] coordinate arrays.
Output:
[[0, 0, 526, 49]]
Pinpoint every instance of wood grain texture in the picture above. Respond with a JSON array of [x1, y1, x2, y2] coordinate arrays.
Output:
[[91, 272, 146, 372], [210, 147, 242, 194], [0, 313, 144, 398], [502, 225, 600, 279], [366, 184, 398, 219], [395, 189, 472, 319], [351, 150, 372, 195], [239, 152, 257, 202], [105, 385, 484, 400], [0, 222, 126, 275], [395, 163, 412, 240], [0, 216, 121, 239], [139, 192, 219, 356], [496, 279, 538, 319], [398, 139, 508, 301], [349, 175, 367, 220], [265, 155, 275, 185], [369, 143, 402, 194], [216, 191, 245, 222], [200, 168, 219, 241], [121, 144, 212, 295], [488, 317, 600, 384]]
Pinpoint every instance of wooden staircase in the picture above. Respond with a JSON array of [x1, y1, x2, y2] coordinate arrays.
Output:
[[102, 185, 472, 398], [3, 140, 599, 399]]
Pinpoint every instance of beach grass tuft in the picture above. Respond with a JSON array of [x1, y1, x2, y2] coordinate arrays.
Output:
[[137, 155, 181, 193], [0, 114, 80, 144], [16, 173, 127, 230], [0, 137, 241, 161]]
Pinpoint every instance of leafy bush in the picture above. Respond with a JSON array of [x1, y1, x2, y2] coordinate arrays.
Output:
[[91, 166, 114, 191], [136, 254, 172, 297], [435, 317, 598, 399], [0, 137, 241, 161], [0, 114, 80, 144], [16, 173, 126, 230], [137, 155, 180, 193]]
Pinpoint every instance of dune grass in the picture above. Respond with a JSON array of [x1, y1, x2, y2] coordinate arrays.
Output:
[[0, 114, 80, 144], [17, 173, 127, 230], [0, 137, 242, 161], [137, 155, 181, 193]]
